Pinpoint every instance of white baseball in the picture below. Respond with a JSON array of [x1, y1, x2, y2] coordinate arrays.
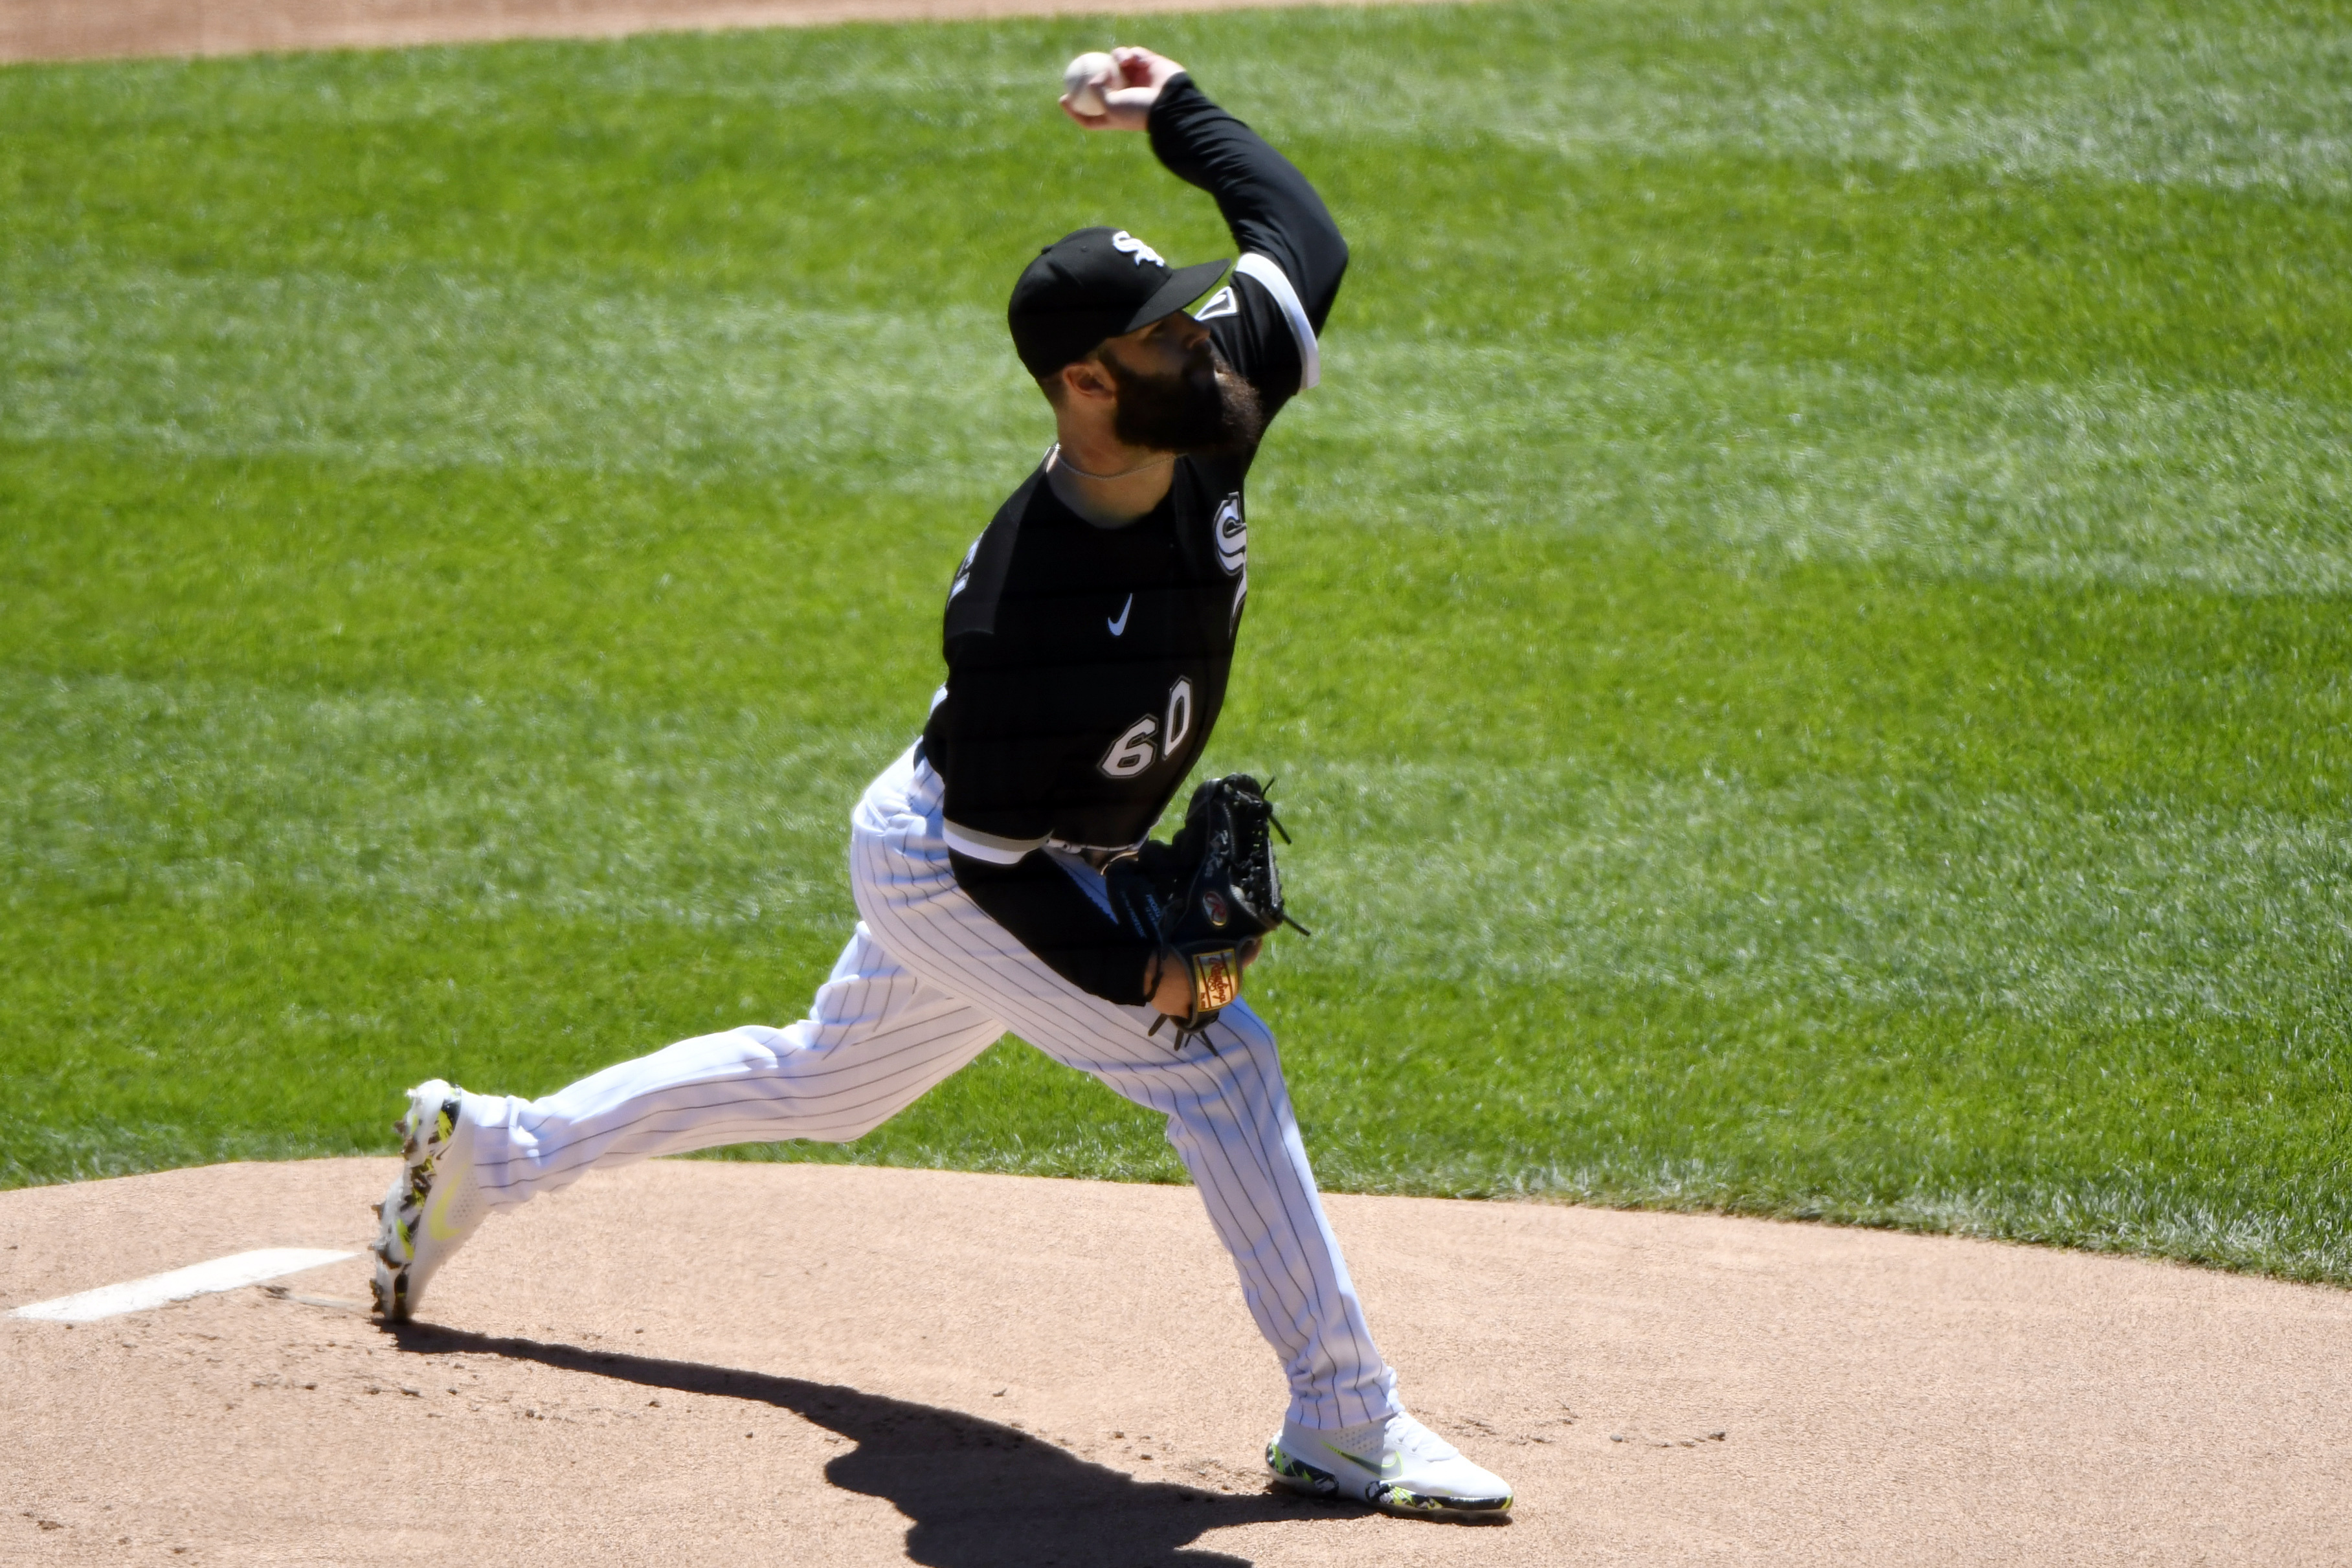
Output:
[[1064, 51, 1117, 116]]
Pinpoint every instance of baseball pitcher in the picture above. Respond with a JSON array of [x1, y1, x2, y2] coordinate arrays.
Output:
[[369, 47, 1512, 1518]]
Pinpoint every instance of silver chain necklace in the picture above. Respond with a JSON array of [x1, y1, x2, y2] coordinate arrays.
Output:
[[1047, 442, 1176, 483]]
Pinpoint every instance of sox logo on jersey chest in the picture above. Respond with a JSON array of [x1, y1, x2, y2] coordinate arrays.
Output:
[[1215, 493, 1248, 632], [1214, 494, 1246, 575]]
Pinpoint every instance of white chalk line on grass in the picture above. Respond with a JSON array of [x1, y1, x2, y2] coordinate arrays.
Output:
[[9, 1248, 356, 1323]]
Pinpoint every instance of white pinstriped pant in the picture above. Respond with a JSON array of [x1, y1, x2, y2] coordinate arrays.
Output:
[[460, 743, 1400, 1430]]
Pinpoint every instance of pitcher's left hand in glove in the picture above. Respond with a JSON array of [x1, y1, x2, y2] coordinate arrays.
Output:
[[1106, 774, 1308, 1051]]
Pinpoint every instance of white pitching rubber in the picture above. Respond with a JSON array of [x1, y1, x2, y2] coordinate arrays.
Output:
[[10, 1248, 355, 1323]]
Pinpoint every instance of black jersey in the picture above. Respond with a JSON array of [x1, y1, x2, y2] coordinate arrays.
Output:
[[924, 440, 1252, 857], [921, 74, 1347, 1006]]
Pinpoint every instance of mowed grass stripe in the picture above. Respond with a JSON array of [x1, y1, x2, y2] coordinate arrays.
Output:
[[10, 281, 2352, 589], [2, 1, 2346, 1282], [13, 671, 2344, 1018]]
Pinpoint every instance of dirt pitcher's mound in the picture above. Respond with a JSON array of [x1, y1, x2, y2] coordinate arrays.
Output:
[[4, 1159, 2349, 1565]]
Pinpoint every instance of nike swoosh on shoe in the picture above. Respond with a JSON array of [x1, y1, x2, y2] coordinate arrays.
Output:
[[425, 1180, 465, 1242]]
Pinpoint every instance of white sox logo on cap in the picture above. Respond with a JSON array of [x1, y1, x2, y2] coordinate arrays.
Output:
[[1110, 230, 1167, 267]]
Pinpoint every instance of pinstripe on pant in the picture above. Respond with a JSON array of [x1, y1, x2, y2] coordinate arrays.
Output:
[[461, 743, 1400, 1429]]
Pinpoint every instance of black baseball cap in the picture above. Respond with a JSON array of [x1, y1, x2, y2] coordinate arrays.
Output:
[[1008, 227, 1230, 379]]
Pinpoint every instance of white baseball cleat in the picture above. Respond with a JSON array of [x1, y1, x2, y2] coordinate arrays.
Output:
[[1266, 1410, 1514, 1518], [370, 1079, 489, 1322]]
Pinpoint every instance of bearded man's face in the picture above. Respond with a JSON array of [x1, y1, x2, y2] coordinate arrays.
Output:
[[1100, 336, 1265, 455]]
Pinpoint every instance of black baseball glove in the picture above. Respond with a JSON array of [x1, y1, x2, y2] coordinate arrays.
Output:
[[1105, 774, 1309, 1052]]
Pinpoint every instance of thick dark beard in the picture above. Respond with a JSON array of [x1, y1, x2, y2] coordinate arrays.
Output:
[[1104, 346, 1266, 456]]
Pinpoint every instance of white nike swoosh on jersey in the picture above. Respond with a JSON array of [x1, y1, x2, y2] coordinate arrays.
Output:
[[1108, 594, 1133, 636]]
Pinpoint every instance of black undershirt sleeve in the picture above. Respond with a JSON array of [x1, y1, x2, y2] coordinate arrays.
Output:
[[948, 850, 1158, 1006], [1147, 74, 1349, 333]]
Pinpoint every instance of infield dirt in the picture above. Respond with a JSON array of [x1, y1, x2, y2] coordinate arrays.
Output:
[[0, 0, 1425, 62], [5, 1157, 2349, 1565]]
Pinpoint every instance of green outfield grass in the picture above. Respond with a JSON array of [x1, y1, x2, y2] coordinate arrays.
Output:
[[5, 0, 2348, 1281]]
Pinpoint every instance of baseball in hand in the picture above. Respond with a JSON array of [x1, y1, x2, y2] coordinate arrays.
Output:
[[1063, 51, 1117, 116]]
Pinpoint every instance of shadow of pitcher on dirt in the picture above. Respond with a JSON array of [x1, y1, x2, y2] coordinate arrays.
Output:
[[388, 1324, 1352, 1567]]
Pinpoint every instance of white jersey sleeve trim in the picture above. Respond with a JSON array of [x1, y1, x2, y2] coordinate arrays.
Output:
[[1233, 252, 1321, 392], [942, 819, 1049, 865]]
